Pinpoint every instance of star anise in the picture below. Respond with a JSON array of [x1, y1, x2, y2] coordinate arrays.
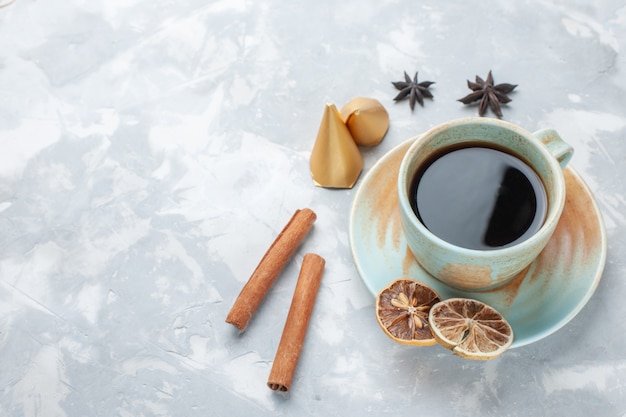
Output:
[[458, 70, 517, 118], [392, 71, 435, 110]]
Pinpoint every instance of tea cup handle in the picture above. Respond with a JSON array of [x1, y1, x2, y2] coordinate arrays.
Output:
[[532, 129, 574, 169]]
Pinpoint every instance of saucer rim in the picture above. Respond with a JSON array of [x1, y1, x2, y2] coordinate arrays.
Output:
[[349, 136, 607, 348]]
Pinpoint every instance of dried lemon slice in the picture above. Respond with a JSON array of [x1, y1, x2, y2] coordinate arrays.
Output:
[[428, 298, 513, 360], [376, 279, 442, 346]]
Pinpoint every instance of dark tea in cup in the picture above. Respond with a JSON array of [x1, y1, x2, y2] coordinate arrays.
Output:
[[409, 145, 547, 250]]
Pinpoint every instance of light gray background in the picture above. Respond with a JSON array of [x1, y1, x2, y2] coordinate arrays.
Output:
[[0, 0, 624, 416]]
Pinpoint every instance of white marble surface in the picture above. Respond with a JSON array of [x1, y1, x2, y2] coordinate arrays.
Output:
[[0, 0, 625, 415]]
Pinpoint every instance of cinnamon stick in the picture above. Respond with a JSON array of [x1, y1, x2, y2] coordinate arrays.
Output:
[[267, 253, 325, 392], [225, 208, 317, 331]]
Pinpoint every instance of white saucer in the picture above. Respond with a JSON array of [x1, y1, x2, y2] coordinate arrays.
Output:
[[349, 137, 607, 348]]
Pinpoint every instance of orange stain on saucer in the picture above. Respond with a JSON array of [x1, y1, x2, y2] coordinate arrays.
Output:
[[367, 141, 410, 251]]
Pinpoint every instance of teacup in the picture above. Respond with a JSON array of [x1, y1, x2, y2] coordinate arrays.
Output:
[[397, 117, 573, 290]]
